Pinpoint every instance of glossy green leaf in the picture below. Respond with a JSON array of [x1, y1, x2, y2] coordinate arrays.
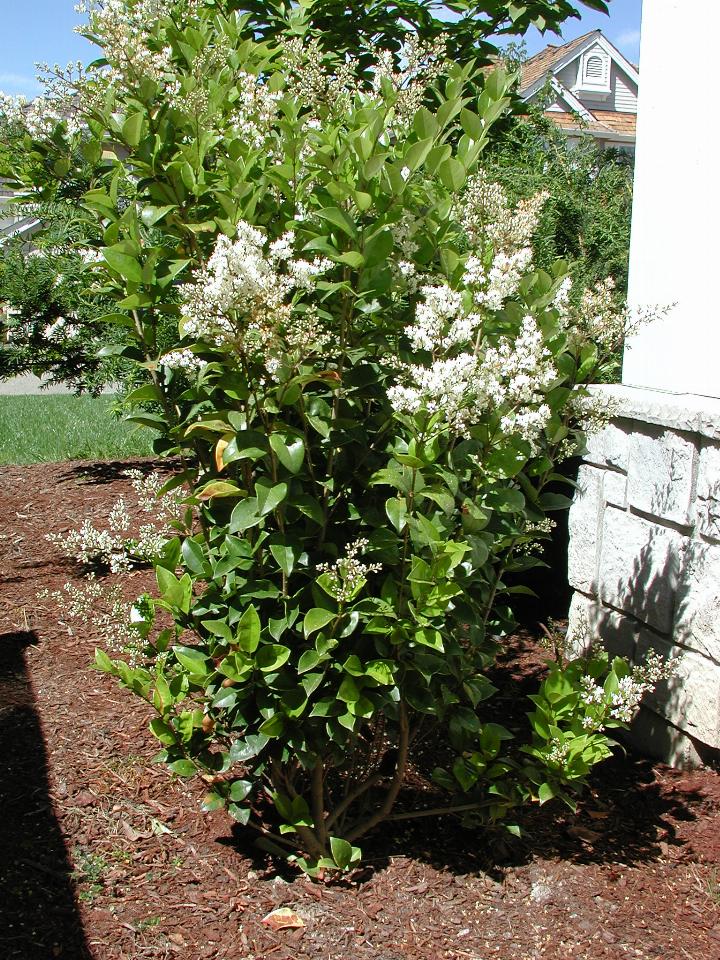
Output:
[[303, 608, 335, 637], [256, 644, 291, 672], [269, 433, 305, 474]]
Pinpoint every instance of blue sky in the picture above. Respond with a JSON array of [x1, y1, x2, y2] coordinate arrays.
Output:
[[0, 0, 642, 98]]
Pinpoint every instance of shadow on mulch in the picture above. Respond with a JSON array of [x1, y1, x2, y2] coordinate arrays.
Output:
[[218, 746, 710, 891], [0, 630, 91, 960], [220, 629, 715, 888], [57, 458, 161, 486]]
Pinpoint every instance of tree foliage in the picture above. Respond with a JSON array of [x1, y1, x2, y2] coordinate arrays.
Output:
[[227, 0, 610, 65], [484, 100, 634, 299]]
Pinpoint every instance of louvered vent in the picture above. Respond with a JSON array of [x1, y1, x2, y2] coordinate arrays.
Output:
[[586, 55, 605, 79]]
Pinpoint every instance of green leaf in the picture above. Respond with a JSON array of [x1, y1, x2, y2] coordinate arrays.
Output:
[[460, 108, 483, 140], [330, 836, 353, 870], [228, 803, 251, 824], [337, 676, 360, 703], [259, 712, 285, 738], [94, 648, 114, 673], [317, 206, 357, 239], [229, 498, 261, 533], [141, 204, 176, 227], [122, 111, 145, 146], [270, 544, 295, 578], [197, 480, 246, 500], [222, 431, 268, 464], [298, 649, 321, 673], [538, 782, 555, 805], [173, 645, 210, 677], [256, 644, 291, 672], [257, 482, 288, 516], [404, 137, 433, 171], [336, 250, 365, 269], [169, 759, 197, 777], [438, 157, 466, 192], [103, 248, 143, 283], [156, 568, 192, 613], [363, 228, 393, 268], [269, 433, 305, 474], [236, 605, 261, 652], [426, 144, 452, 174], [385, 497, 407, 532], [303, 608, 335, 637], [181, 538, 205, 575], [229, 734, 268, 762], [413, 107, 439, 140], [366, 660, 395, 685], [539, 492, 574, 511], [229, 780, 253, 802]]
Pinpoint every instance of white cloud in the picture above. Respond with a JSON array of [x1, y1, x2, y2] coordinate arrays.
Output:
[[0, 72, 41, 96]]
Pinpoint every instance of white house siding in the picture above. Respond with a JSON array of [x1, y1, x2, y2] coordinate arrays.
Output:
[[555, 61, 580, 92], [612, 64, 638, 113], [0, 185, 18, 235]]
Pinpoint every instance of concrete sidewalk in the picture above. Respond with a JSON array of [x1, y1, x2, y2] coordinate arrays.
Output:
[[0, 374, 73, 395]]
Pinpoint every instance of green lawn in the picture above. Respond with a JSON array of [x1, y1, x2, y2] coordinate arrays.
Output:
[[0, 395, 156, 465]]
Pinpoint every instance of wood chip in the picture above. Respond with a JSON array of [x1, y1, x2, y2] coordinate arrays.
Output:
[[261, 908, 306, 930]]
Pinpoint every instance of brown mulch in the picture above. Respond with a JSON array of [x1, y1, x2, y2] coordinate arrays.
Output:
[[2, 460, 720, 960]]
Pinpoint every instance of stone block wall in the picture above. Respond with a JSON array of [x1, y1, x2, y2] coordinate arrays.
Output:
[[566, 385, 720, 765]]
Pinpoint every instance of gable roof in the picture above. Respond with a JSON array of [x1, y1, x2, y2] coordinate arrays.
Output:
[[519, 30, 597, 91], [519, 29, 640, 100]]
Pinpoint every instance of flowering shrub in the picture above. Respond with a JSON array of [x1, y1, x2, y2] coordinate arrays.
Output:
[[3, 0, 666, 874]]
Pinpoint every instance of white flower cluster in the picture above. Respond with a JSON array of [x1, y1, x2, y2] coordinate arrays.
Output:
[[579, 651, 677, 731], [390, 302, 556, 446], [552, 276, 573, 315], [574, 277, 625, 349], [74, 0, 187, 83], [229, 71, 282, 150], [46, 469, 182, 571], [372, 36, 447, 126], [462, 173, 548, 255], [283, 33, 445, 130], [547, 737, 570, 765], [41, 576, 141, 657], [572, 277, 670, 352], [465, 248, 534, 311], [406, 284, 468, 352], [0, 89, 82, 139], [283, 37, 358, 109], [317, 538, 382, 603], [161, 348, 207, 374], [180, 223, 333, 374], [568, 389, 619, 436]]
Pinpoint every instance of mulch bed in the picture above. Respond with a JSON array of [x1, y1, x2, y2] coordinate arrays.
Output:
[[2, 459, 720, 960]]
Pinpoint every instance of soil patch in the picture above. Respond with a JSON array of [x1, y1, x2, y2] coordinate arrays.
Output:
[[2, 460, 720, 960]]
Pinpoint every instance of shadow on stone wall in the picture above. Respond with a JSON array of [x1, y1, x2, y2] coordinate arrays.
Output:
[[571, 526, 719, 768], [0, 630, 91, 960]]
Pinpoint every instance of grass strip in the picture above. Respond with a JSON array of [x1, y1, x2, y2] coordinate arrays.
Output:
[[0, 395, 156, 465]]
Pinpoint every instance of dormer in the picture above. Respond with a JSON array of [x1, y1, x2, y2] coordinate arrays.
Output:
[[575, 45, 611, 100]]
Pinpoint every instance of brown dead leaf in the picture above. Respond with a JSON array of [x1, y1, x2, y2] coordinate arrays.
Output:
[[120, 820, 152, 842], [261, 908, 306, 931], [74, 790, 97, 807], [567, 824, 602, 844]]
